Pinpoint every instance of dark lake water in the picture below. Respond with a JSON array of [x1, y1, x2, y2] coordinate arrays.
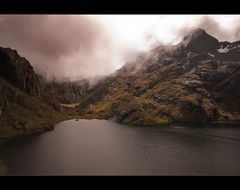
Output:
[[0, 119, 240, 175]]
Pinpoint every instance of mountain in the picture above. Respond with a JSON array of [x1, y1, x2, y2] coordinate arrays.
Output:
[[178, 28, 240, 60], [179, 28, 220, 53], [76, 28, 240, 126], [0, 48, 73, 137], [1, 28, 240, 137]]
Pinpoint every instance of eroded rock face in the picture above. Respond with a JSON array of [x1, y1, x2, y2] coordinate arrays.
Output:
[[110, 95, 145, 124], [0, 47, 40, 96], [40, 77, 90, 104]]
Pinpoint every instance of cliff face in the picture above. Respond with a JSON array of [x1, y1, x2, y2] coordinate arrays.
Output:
[[0, 48, 70, 137], [77, 29, 240, 126], [41, 79, 89, 104], [0, 47, 40, 96]]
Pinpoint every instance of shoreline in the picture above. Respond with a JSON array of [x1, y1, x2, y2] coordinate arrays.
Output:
[[210, 120, 240, 125], [1, 118, 239, 139]]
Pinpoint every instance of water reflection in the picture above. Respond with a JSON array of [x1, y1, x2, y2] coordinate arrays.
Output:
[[0, 119, 240, 175]]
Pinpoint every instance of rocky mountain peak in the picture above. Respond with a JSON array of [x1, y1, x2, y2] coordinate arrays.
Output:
[[180, 28, 220, 53]]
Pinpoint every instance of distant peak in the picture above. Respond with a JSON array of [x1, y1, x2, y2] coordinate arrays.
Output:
[[190, 28, 206, 35], [185, 28, 207, 39], [183, 28, 216, 43], [180, 28, 220, 53]]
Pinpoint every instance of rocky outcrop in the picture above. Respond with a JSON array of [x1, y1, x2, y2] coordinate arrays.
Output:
[[0, 47, 40, 96], [110, 95, 145, 124]]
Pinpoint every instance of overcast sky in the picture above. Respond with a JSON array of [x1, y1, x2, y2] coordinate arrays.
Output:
[[0, 15, 240, 81]]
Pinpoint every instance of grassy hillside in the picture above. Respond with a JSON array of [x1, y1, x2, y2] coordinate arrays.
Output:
[[77, 53, 240, 126], [0, 78, 76, 137]]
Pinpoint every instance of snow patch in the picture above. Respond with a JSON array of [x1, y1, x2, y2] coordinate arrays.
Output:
[[208, 53, 215, 57], [217, 45, 229, 53]]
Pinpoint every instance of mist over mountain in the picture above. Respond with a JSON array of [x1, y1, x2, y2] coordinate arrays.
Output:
[[1, 15, 240, 176], [74, 28, 240, 126], [1, 15, 240, 82], [0, 15, 128, 81], [0, 26, 240, 137]]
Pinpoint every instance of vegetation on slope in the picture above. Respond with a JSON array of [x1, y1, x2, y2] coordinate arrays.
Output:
[[0, 78, 76, 137], [76, 30, 240, 126]]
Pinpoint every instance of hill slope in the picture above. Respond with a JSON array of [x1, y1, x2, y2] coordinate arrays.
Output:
[[0, 48, 71, 137], [76, 29, 240, 126]]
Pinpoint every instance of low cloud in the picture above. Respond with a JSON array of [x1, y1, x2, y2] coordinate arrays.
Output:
[[0, 15, 126, 81], [0, 15, 240, 81]]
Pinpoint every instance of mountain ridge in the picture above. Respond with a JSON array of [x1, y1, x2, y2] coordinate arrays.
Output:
[[75, 28, 240, 126]]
